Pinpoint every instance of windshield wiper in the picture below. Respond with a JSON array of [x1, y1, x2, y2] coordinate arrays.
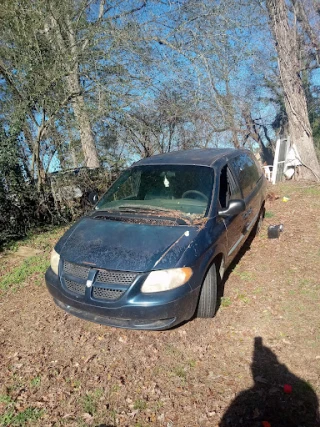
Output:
[[117, 205, 174, 213], [94, 206, 172, 214], [96, 205, 203, 224], [117, 205, 198, 222]]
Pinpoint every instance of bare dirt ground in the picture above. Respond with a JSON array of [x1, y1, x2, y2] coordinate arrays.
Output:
[[0, 181, 320, 427]]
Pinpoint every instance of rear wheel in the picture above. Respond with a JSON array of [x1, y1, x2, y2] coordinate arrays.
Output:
[[196, 263, 218, 318]]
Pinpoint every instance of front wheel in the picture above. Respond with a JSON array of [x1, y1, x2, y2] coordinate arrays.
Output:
[[196, 263, 218, 318]]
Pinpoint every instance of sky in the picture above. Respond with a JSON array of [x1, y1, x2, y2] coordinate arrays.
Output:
[[3, 0, 318, 174]]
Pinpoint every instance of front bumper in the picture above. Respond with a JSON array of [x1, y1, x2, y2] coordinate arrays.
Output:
[[45, 267, 199, 330]]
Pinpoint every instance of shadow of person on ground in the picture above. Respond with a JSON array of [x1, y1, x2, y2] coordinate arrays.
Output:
[[220, 337, 320, 427]]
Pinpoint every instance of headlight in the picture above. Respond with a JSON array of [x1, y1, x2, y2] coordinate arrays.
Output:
[[50, 248, 60, 275], [141, 267, 193, 293]]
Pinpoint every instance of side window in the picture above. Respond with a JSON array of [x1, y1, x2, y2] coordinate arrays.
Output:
[[252, 155, 263, 177], [230, 154, 260, 199], [219, 165, 242, 209]]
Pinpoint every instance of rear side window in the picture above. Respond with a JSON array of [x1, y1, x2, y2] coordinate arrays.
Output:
[[230, 154, 260, 199]]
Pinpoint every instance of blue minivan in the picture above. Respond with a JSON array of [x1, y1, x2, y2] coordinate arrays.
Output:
[[46, 148, 267, 330]]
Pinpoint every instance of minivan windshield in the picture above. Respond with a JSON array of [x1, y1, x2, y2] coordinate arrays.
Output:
[[96, 165, 214, 218]]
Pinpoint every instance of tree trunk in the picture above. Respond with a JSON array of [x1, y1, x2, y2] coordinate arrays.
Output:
[[291, 0, 320, 64], [23, 125, 46, 180], [225, 80, 240, 149], [65, 17, 100, 169], [66, 71, 100, 168], [266, 0, 320, 181], [49, 14, 100, 169]]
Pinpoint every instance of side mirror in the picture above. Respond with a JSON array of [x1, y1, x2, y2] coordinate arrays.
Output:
[[218, 199, 246, 218], [88, 191, 99, 205]]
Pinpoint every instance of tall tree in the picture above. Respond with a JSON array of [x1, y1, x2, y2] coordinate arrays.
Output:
[[291, 0, 320, 65], [266, 0, 320, 180], [0, 0, 151, 178], [47, 5, 101, 168]]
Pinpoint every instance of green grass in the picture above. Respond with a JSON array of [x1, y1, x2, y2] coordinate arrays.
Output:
[[265, 211, 275, 218], [0, 395, 13, 404], [277, 182, 320, 198], [82, 389, 103, 415], [165, 344, 181, 356], [30, 376, 41, 387], [1, 225, 65, 253], [110, 384, 120, 394], [239, 271, 253, 281], [302, 186, 320, 196], [0, 394, 43, 427], [221, 296, 232, 307], [233, 267, 254, 281], [172, 366, 187, 379], [188, 359, 196, 368], [133, 399, 147, 411], [21, 226, 65, 251], [237, 293, 250, 303], [0, 255, 49, 291]]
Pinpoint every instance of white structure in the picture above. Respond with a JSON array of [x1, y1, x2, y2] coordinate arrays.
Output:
[[263, 137, 302, 184]]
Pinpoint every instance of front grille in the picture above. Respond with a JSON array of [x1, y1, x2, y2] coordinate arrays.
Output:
[[92, 286, 124, 300], [96, 269, 136, 285], [65, 279, 86, 295], [63, 261, 90, 279]]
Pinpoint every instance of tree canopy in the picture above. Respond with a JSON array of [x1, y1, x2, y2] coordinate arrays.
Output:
[[1, 0, 320, 244]]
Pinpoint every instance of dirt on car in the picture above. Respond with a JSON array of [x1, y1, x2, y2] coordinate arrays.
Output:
[[0, 181, 319, 427]]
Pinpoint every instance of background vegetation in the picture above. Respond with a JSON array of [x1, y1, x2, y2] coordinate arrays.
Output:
[[1, 0, 320, 246]]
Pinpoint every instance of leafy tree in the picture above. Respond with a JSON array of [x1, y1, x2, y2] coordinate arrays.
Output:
[[0, 125, 36, 245], [0, 0, 150, 181], [266, 0, 320, 180]]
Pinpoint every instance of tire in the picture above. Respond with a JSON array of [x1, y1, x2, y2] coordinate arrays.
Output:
[[196, 263, 218, 318], [252, 206, 265, 236]]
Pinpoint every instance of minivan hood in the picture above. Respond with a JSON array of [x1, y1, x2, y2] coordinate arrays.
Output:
[[57, 217, 197, 272]]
